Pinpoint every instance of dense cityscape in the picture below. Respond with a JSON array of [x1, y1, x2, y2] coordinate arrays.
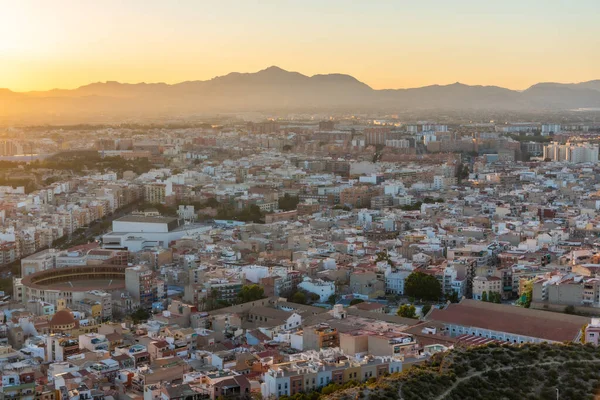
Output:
[[3, 1, 600, 399], [0, 114, 599, 399]]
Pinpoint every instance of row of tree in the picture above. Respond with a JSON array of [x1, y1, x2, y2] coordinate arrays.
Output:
[[200, 284, 266, 311], [288, 290, 320, 305], [481, 291, 502, 303], [397, 304, 432, 319], [25, 152, 154, 176], [216, 204, 264, 223]]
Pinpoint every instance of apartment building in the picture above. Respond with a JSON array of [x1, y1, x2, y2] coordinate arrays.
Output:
[[144, 182, 171, 204], [298, 277, 335, 302], [262, 348, 402, 399], [543, 142, 599, 163], [340, 186, 381, 209], [302, 324, 339, 351], [384, 266, 411, 295], [125, 265, 161, 311], [531, 274, 595, 308], [472, 276, 502, 301], [339, 329, 419, 358]]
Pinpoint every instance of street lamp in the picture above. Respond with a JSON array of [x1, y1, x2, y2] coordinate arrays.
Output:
[[556, 388, 559, 400]]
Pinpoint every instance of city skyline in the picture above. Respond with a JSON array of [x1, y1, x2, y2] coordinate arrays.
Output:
[[2, 0, 599, 92]]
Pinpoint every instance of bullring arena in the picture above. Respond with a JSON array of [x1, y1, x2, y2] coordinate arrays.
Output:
[[17, 264, 126, 306]]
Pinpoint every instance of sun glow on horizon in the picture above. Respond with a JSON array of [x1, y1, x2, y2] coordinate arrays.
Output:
[[1, 0, 599, 92]]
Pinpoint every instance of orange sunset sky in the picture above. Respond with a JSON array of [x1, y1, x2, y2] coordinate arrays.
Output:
[[1, 0, 599, 92]]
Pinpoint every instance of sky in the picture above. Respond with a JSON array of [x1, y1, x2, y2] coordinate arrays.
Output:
[[1, 0, 599, 92]]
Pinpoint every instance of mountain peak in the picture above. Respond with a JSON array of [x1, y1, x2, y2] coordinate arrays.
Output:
[[260, 66, 288, 73]]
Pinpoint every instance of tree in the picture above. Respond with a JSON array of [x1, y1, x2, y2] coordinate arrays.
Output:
[[130, 308, 150, 324], [492, 292, 501, 303], [216, 204, 263, 223], [400, 201, 423, 211], [481, 291, 488, 302], [278, 193, 300, 211], [447, 291, 460, 303], [327, 294, 337, 305], [203, 197, 220, 208], [404, 272, 442, 301], [455, 162, 470, 183], [397, 304, 417, 319], [112, 308, 125, 321], [237, 284, 265, 303], [333, 205, 351, 211], [565, 305, 576, 315], [291, 291, 306, 305], [462, 164, 470, 179], [349, 298, 364, 306], [375, 251, 394, 267], [518, 281, 533, 308], [204, 288, 221, 311], [421, 304, 432, 316]]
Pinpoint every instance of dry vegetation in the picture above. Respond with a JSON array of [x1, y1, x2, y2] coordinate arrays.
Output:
[[321, 343, 600, 400]]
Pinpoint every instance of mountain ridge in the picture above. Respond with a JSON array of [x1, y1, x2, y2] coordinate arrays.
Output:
[[9, 66, 599, 94], [1, 66, 600, 122]]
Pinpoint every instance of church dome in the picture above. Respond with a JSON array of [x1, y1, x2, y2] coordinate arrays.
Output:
[[50, 309, 79, 330]]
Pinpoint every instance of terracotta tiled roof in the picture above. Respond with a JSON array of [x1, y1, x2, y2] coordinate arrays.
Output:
[[429, 299, 589, 342]]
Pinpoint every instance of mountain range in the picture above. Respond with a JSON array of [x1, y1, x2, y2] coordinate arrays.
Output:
[[2, 66, 600, 123]]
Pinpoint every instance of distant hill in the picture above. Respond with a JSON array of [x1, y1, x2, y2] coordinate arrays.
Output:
[[1, 66, 599, 123]]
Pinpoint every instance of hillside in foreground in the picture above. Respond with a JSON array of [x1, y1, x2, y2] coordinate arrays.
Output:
[[317, 343, 600, 400]]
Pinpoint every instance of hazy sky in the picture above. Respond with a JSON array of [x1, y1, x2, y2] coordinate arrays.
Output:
[[1, 0, 599, 92]]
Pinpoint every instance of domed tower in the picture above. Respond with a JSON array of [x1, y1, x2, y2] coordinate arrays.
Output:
[[49, 309, 79, 333]]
